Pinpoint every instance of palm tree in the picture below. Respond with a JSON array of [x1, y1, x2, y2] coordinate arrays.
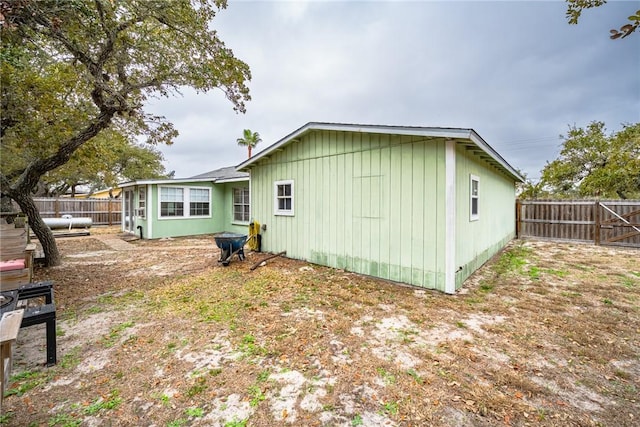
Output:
[[237, 129, 262, 158]]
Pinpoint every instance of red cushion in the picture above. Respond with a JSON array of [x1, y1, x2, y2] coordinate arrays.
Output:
[[0, 259, 25, 272]]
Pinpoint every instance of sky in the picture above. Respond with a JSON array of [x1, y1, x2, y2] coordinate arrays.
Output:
[[146, 0, 640, 182]]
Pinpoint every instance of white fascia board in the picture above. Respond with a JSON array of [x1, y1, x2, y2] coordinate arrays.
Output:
[[119, 178, 215, 188], [213, 177, 250, 184]]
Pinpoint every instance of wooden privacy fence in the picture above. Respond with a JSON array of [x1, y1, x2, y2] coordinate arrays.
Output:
[[32, 198, 121, 226], [516, 199, 640, 248]]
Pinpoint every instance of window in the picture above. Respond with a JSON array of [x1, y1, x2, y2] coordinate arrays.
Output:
[[159, 186, 210, 218], [190, 188, 210, 216], [274, 180, 294, 216], [138, 188, 146, 218], [160, 187, 184, 217], [470, 175, 479, 221], [233, 187, 250, 223]]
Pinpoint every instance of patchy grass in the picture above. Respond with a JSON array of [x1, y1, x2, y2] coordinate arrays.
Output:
[[4, 235, 638, 427]]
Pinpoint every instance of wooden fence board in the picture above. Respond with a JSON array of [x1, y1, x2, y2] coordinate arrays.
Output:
[[517, 199, 640, 248], [31, 198, 121, 226]]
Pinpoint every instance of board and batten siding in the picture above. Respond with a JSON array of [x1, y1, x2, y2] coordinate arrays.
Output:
[[250, 130, 449, 291], [454, 146, 517, 288]]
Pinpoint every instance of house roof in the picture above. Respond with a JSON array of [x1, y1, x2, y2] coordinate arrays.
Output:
[[237, 122, 524, 182], [119, 166, 248, 188], [189, 166, 249, 182]]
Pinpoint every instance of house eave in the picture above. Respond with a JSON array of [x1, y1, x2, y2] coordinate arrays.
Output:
[[119, 178, 215, 188], [236, 122, 523, 182]]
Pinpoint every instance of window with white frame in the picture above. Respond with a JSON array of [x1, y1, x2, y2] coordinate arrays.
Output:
[[233, 187, 250, 222], [470, 175, 479, 221], [159, 186, 211, 218], [190, 188, 210, 216], [138, 188, 146, 218], [274, 180, 294, 216]]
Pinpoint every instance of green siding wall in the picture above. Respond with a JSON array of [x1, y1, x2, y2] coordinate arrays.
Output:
[[250, 130, 448, 291], [147, 182, 220, 239], [454, 146, 517, 288]]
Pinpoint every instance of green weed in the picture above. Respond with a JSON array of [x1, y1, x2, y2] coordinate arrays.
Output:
[[60, 346, 82, 369], [186, 377, 207, 397], [406, 369, 424, 384], [493, 244, 531, 276], [381, 400, 399, 415], [47, 413, 81, 427], [257, 370, 270, 382], [239, 334, 267, 357], [351, 414, 364, 426], [248, 384, 266, 407], [224, 419, 247, 427], [0, 412, 13, 425], [102, 321, 135, 348], [185, 407, 204, 418], [376, 367, 396, 385], [5, 370, 47, 397], [479, 282, 494, 293], [84, 390, 122, 415], [166, 420, 186, 427]]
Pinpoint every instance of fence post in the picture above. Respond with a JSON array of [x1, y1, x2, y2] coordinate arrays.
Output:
[[54, 199, 59, 217], [108, 200, 112, 226], [594, 200, 600, 245], [515, 199, 521, 239]]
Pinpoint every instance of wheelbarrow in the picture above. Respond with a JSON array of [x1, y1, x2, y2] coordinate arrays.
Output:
[[213, 232, 247, 266]]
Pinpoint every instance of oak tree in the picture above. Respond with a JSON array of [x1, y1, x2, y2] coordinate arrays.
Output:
[[0, 0, 251, 265], [541, 121, 640, 199]]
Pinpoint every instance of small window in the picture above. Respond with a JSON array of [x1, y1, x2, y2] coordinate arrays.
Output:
[[274, 180, 294, 216], [233, 187, 250, 222], [470, 175, 479, 221], [138, 188, 146, 218]]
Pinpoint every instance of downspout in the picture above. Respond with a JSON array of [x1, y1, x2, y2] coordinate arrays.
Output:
[[137, 225, 143, 239]]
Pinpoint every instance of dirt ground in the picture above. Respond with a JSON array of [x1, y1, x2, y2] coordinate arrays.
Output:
[[1, 228, 638, 427]]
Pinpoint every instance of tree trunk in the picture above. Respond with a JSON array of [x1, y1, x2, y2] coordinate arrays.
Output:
[[11, 191, 61, 266], [248, 145, 252, 158]]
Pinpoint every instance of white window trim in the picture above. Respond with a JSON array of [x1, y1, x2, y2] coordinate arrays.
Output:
[[138, 187, 146, 219], [232, 187, 251, 224], [274, 179, 294, 216], [158, 185, 212, 219], [470, 174, 479, 222]]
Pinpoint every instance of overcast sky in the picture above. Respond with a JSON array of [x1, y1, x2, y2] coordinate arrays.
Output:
[[147, 0, 640, 182]]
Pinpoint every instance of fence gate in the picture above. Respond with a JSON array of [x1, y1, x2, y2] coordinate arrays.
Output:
[[597, 201, 640, 248]]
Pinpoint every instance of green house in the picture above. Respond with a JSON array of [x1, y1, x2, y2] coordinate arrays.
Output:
[[119, 167, 250, 239], [238, 123, 523, 293]]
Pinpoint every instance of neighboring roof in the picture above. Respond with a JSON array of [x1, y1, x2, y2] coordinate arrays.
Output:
[[120, 166, 249, 188], [189, 166, 249, 182], [237, 122, 524, 182]]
